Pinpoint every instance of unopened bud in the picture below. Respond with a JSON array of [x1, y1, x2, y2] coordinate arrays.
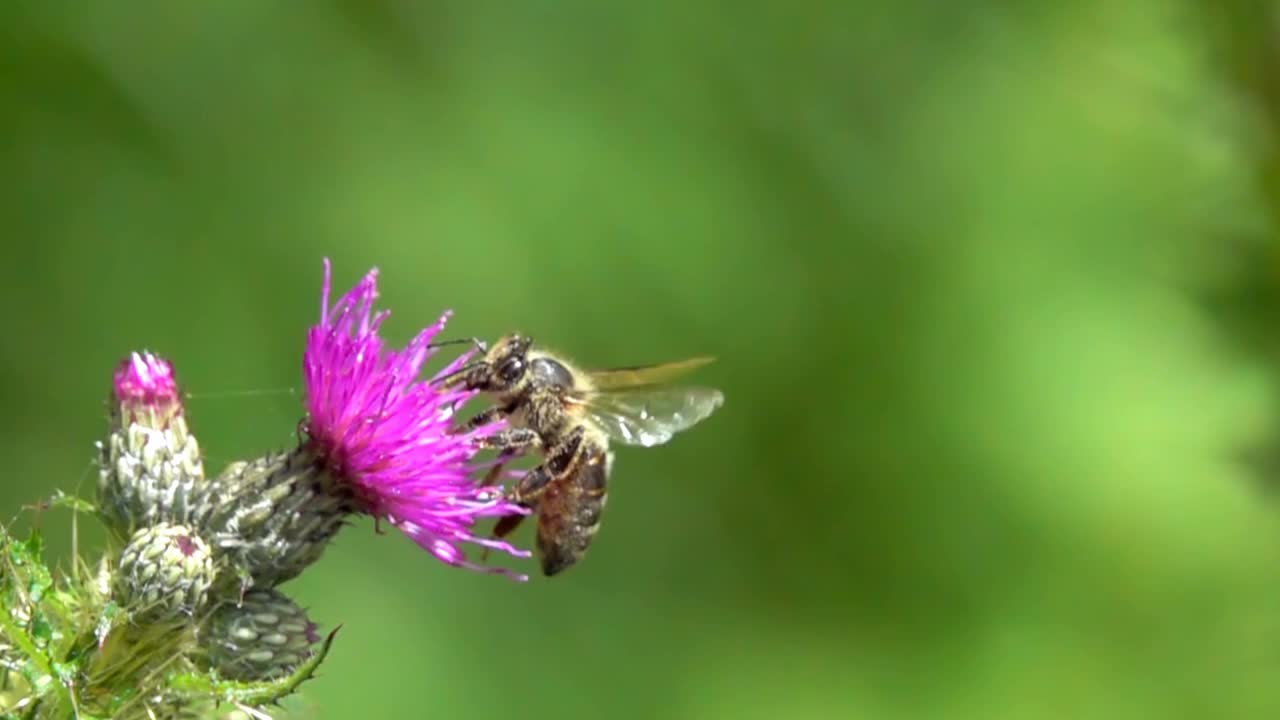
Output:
[[203, 588, 321, 681], [113, 523, 215, 622], [201, 446, 353, 589], [97, 352, 207, 538]]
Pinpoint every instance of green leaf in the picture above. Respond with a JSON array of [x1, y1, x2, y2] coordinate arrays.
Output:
[[41, 492, 96, 515], [5, 530, 37, 571], [28, 619, 51, 647], [50, 661, 76, 685], [0, 610, 44, 676], [18, 532, 42, 564], [26, 669, 52, 694], [10, 535, 51, 601], [167, 625, 341, 707], [48, 589, 79, 610], [0, 529, 75, 714], [102, 686, 137, 716]]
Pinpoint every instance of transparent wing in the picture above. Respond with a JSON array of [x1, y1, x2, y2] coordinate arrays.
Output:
[[586, 357, 716, 391], [570, 386, 725, 447]]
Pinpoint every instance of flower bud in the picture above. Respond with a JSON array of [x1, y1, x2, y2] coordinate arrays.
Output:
[[203, 588, 321, 681], [200, 447, 353, 589], [97, 352, 207, 538], [113, 523, 215, 622]]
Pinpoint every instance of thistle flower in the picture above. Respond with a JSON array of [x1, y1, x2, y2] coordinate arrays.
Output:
[[301, 259, 529, 578], [199, 260, 529, 587], [202, 588, 321, 681], [97, 352, 207, 539], [113, 523, 216, 623]]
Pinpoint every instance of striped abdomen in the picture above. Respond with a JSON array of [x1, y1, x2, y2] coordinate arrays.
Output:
[[535, 445, 611, 576]]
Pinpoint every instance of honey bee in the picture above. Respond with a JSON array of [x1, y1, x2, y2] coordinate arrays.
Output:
[[441, 334, 724, 576]]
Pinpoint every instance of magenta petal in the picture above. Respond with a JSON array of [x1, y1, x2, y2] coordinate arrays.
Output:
[[113, 351, 180, 408], [302, 259, 529, 579]]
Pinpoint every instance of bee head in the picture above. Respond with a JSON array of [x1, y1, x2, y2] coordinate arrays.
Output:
[[469, 333, 533, 393]]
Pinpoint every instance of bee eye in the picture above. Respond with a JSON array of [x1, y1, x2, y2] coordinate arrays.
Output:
[[499, 358, 524, 383]]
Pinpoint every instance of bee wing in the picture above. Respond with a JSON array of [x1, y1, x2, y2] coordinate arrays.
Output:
[[586, 357, 717, 391], [569, 386, 725, 448]]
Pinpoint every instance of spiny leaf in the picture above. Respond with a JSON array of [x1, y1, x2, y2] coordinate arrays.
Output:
[[99, 685, 137, 717], [5, 530, 41, 572], [9, 535, 52, 603], [17, 533, 42, 567], [40, 492, 96, 515], [2, 494, 337, 719], [0, 586, 43, 669], [27, 618, 51, 647], [51, 661, 76, 685], [0, 526, 74, 714], [167, 625, 341, 707]]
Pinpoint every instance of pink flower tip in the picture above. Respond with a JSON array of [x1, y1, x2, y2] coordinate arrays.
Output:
[[112, 351, 183, 418], [302, 259, 530, 580]]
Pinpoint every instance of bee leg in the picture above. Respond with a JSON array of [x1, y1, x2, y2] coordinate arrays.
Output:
[[454, 406, 507, 434], [478, 447, 525, 564], [509, 466, 553, 505], [473, 428, 542, 452], [545, 426, 585, 475], [481, 428, 584, 565], [480, 510, 529, 563], [492, 512, 527, 539], [458, 400, 526, 433], [509, 426, 584, 504], [481, 448, 519, 486]]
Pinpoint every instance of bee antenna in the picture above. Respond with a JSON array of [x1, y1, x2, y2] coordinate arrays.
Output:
[[427, 337, 489, 352]]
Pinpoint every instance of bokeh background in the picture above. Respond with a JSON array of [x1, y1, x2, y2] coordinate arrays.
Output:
[[6, 2, 1280, 718]]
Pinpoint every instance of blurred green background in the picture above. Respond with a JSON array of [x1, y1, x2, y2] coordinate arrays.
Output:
[[7, 2, 1280, 718]]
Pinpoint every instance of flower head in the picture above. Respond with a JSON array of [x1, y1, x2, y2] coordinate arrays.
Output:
[[98, 351, 206, 539], [113, 522, 216, 623], [112, 351, 183, 428], [302, 259, 529, 579]]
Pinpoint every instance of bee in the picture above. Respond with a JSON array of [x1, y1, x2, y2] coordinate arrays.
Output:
[[442, 334, 724, 576]]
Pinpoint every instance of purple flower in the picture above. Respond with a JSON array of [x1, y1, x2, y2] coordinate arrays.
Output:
[[112, 351, 183, 427], [302, 259, 530, 580]]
